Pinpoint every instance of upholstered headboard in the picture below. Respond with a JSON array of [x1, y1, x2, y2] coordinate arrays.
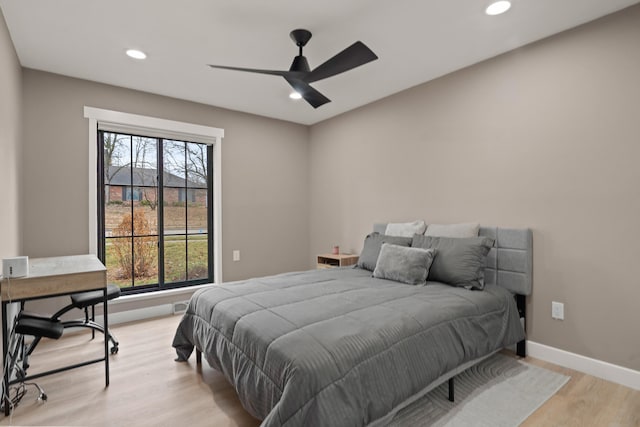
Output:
[[372, 224, 533, 296]]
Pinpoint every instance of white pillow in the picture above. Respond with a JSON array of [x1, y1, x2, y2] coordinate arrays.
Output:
[[385, 220, 427, 237], [424, 222, 480, 238]]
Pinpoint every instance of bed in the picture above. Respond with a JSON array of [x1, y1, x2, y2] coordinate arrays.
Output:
[[172, 226, 532, 426]]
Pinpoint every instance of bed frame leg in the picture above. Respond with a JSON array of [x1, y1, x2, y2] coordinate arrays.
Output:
[[196, 349, 202, 365], [448, 377, 454, 402], [516, 294, 527, 358]]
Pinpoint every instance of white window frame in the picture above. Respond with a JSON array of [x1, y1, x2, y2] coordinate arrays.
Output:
[[84, 106, 224, 284]]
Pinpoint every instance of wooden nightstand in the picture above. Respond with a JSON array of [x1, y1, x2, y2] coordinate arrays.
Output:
[[317, 254, 359, 269]]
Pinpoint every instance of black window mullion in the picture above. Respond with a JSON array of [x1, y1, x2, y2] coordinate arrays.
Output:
[[129, 135, 135, 285], [207, 144, 214, 283], [184, 142, 189, 281], [158, 139, 165, 287], [97, 131, 106, 263]]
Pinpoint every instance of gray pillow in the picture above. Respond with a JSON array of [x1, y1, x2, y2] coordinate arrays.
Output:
[[385, 220, 427, 237], [357, 232, 412, 271], [412, 235, 494, 289], [373, 244, 436, 285], [424, 222, 479, 238]]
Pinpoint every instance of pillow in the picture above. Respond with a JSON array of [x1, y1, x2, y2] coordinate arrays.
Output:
[[357, 232, 412, 271], [424, 222, 480, 238], [412, 235, 494, 289], [385, 220, 427, 237], [373, 244, 436, 285]]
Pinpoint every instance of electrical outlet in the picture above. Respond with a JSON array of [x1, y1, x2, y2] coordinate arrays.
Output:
[[551, 301, 564, 320], [233, 250, 240, 262]]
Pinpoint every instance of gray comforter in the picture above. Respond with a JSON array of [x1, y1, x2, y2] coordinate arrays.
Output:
[[172, 267, 524, 427]]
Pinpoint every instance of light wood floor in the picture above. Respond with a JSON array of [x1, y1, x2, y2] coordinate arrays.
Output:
[[1, 315, 638, 426]]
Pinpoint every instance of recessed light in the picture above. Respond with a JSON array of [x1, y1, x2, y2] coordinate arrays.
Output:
[[485, 1, 511, 15], [126, 49, 147, 60], [289, 91, 302, 100]]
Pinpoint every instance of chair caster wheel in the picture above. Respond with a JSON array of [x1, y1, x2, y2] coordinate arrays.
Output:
[[38, 393, 47, 402], [110, 346, 119, 354]]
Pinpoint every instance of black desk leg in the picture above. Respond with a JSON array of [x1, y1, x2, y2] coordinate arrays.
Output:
[[2, 301, 9, 416], [103, 287, 109, 387]]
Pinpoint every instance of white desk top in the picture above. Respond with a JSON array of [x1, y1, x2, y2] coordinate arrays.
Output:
[[1, 255, 106, 301]]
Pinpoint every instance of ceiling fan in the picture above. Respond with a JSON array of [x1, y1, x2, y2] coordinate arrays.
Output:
[[209, 29, 378, 109]]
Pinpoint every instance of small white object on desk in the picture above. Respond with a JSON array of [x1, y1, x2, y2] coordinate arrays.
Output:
[[2, 256, 29, 278]]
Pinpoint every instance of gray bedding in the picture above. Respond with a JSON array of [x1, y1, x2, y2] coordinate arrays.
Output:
[[172, 267, 525, 427]]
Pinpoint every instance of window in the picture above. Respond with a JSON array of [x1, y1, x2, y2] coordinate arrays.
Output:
[[99, 132, 213, 292], [85, 107, 224, 292], [123, 187, 143, 201]]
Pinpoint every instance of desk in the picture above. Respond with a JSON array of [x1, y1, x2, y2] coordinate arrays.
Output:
[[1, 255, 108, 415]]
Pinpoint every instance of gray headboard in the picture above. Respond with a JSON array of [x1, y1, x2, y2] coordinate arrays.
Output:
[[372, 224, 533, 296]]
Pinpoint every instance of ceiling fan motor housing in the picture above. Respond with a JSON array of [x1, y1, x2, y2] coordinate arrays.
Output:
[[290, 55, 310, 73]]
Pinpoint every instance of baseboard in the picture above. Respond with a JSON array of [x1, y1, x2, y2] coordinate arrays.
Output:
[[527, 341, 640, 391]]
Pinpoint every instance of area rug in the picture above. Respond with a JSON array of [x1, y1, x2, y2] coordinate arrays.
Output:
[[389, 353, 570, 426]]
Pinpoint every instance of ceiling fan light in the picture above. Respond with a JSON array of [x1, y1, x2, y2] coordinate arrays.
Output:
[[289, 91, 302, 100], [126, 49, 147, 59], [485, 1, 511, 15]]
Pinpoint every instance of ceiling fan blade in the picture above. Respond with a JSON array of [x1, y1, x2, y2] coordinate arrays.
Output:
[[305, 41, 378, 83], [209, 64, 305, 79], [284, 77, 331, 109]]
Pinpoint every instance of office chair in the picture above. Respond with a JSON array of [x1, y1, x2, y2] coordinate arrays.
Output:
[[25, 284, 121, 358], [2, 312, 63, 408]]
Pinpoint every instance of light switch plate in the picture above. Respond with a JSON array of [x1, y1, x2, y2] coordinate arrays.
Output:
[[552, 301, 564, 320]]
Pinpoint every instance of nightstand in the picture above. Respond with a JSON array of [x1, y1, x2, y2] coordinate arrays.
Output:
[[317, 254, 359, 269]]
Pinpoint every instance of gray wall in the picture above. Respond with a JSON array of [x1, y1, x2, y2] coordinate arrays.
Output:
[[21, 69, 309, 313], [0, 8, 21, 259], [309, 6, 640, 371]]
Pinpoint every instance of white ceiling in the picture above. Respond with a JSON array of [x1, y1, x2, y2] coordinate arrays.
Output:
[[1, 0, 638, 125]]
